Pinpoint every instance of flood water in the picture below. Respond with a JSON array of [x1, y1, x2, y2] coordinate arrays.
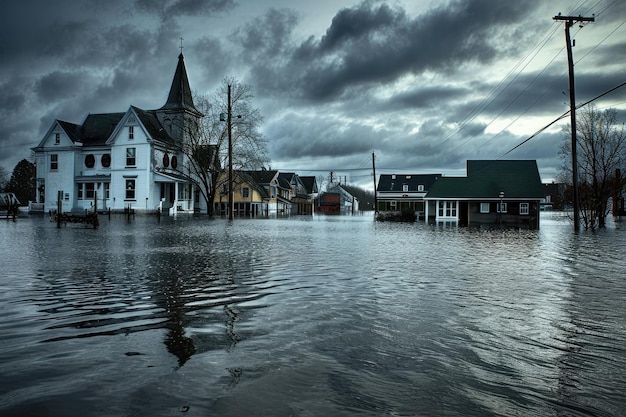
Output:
[[1, 212, 625, 416]]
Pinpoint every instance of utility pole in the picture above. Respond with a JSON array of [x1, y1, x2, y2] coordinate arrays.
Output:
[[227, 84, 234, 221], [553, 13, 594, 232], [372, 152, 378, 213]]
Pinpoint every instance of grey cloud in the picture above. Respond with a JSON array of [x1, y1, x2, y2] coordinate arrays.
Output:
[[235, 8, 299, 59], [133, 0, 236, 18], [268, 113, 381, 159], [391, 86, 471, 111], [319, 2, 400, 51], [0, 81, 27, 116], [35, 71, 90, 103], [243, 0, 542, 104]]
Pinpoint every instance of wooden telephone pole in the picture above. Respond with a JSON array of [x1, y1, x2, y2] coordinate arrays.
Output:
[[372, 152, 378, 213], [227, 84, 234, 221], [553, 14, 595, 232]]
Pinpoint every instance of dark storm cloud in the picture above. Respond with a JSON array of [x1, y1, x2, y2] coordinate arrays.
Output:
[[464, 70, 571, 120], [390, 86, 470, 111], [0, 80, 27, 116], [576, 72, 626, 105], [245, 0, 539, 102], [235, 8, 299, 57], [35, 71, 90, 103], [133, 0, 236, 18], [268, 112, 382, 159], [318, 2, 399, 52], [193, 36, 232, 86]]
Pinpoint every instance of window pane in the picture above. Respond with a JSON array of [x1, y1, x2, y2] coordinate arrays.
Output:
[[125, 180, 135, 199], [85, 183, 95, 199], [520, 203, 529, 215], [126, 148, 136, 166]]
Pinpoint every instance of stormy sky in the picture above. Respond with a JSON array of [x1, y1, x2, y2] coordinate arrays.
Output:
[[1, 0, 625, 188]]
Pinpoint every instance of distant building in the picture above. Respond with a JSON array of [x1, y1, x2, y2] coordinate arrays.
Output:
[[31, 53, 203, 215], [319, 183, 359, 215], [542, 182, 567, 210], [376, 174, 440, 216]]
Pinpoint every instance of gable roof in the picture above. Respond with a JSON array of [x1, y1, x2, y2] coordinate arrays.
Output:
[[237, 171, 270, 199], [43, 113, 125, 147], [299, 176, 318, 194], [56, 120, 82, 143], [426, 160, 544, 199], [277, 172, 296, 184], [80, 113, 125, 145], [377, 174, 440, 192], [131, 107, 177, 146], [159, 53, 202, 116], [244, 170, 278, 185]]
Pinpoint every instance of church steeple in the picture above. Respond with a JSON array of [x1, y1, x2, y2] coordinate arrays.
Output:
[[156, 52, 203, 144], [160, 53, 201, 116]]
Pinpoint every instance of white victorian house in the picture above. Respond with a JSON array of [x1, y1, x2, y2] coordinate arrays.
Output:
[[32, 53, 204, 215]]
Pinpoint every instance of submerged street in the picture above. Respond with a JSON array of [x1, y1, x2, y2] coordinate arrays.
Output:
[[1, 213, 625, 416]]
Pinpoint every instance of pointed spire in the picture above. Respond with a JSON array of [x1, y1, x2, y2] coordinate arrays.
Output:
[[160, 53, 201, 115]]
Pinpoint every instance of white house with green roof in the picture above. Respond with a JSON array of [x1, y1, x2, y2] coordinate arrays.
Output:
[[424, 160, 544, 228], [31, 53, 203, 215]]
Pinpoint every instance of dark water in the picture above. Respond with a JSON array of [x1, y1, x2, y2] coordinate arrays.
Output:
[[1, 213, 625, 416]]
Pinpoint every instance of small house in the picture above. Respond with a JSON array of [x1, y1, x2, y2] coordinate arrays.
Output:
[[424, 160, 544, 228]]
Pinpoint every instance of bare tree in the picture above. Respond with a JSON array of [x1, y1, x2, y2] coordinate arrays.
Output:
[[560, 105, 626, 229], [177, 78, 269, 216]]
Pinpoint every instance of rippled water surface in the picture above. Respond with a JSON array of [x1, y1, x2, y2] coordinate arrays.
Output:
[[1, 213, 625, 416]]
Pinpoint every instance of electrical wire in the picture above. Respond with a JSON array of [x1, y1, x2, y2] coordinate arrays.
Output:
[[499, 81, 626, 158], [430, 22, 562, 149]]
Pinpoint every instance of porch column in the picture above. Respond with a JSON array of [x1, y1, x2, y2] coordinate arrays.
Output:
[[190, 183, 195, 212], [174, 182, 179, 215]]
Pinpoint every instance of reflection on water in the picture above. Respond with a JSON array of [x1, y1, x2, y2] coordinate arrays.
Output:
[[1, 213, 625, 416]]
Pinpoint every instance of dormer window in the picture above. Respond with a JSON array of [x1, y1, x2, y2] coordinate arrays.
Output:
[[402, 184, 409, 192], [55, 133, 60, 144], [418, 185, 424, 192], [128, 126, 134, 140]]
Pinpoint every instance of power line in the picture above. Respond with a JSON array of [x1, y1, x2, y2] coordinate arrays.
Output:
[[438, 0, 621, 158], [435, 25, 561, 147], [499, 81, 626, 158], [456, 6, 622, 159]]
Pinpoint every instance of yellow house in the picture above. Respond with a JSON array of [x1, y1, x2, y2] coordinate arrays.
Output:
[[214, 170, 269, 217]]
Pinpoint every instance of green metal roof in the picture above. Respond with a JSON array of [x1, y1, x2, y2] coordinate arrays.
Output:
[[425, 160, 544, 199]]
